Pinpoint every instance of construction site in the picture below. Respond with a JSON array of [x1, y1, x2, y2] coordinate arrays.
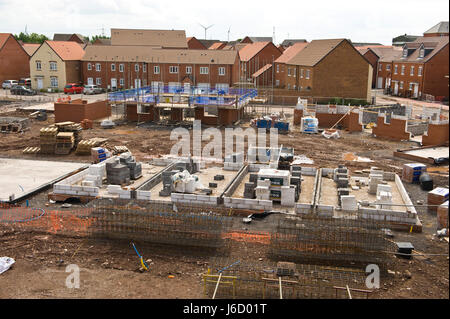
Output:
[[0, 83, 448, 300]]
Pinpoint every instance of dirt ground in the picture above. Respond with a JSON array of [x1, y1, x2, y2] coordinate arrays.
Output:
[[0, 105, 448, 299]]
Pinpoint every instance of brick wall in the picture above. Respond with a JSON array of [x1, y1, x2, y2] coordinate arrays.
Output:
[[125, 103, 158, 122], [316, 111, 363, 132], [422, 122, 449, 146], [423, 44, 449, 99], [391, 62, 425, 97], [363, 50, 379, 88], [0, 35, 30, 84], [54, 99, 111, 123], [65, 61, 82, 84], [372, 114, 411, 141]]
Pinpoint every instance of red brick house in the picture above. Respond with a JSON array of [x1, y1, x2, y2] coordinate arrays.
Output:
[[238, 42, 282, 85], [357, 46, 400, 89], [273, 42, 308, 88], [187, 37, 207, 50], [369, 47, 402, 89], [0, 33, 31, 84], [390, 36, 449, 100], [81, 45, 239, 91]]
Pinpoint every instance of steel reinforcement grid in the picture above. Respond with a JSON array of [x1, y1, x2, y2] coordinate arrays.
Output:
[[204, 257, 373, 299], [268, 216, 394, 269]]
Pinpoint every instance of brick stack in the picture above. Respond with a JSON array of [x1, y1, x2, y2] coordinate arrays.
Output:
[[402, 163, 427, 183], [80, 119, 93, 130], [55, 132, 75, 155], [106, 162, 131, 185], [39, 126, 58, 154], [119, 152, 142, 180], [428, 187, 449, 213]]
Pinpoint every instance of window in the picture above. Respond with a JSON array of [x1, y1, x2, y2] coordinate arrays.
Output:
[[143, 64, 146, 72], [419, 48, 425, 58], [96, 63, 101, 71], [293, 68, 296, 77], [111, 64, 116, 71], [87, 77, 93, 85], [120, 78, 124, 86], [49, 61, 57, 71], [410, 66, 414, 76], [287, 84, 290, 90], [135, 64, 139, 72], [378, 64, 382, 71], [409, 82, 413, 90], [169, 66, 178, 74], [287, 68, 291, 77], [154, 66, 160, 74], [305, 70, 310, 79], [36, 61, 41, 70], [218, 67, 225, 76], [96, 78, 101, 85], [276, 64, 279, 73], [186, 66, 192, 74], [399, 81, 404, 89], [394, 65, 398, 74], [119, 64, 124, 72], [386, 64, 391, 71], [50, 76, 58, 87], [418, 66, 423, 76], [275, 79, 280, 86], [300, 69, 304, 78], [402, 48, 408, 58], [87, 63, 92, 71], [200, 67, 209, 74], [401, 65, 405, 75]]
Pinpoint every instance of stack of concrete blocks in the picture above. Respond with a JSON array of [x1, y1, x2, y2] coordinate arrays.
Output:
[[341, 195, 358, 212], [291, 166, 302, 178], [422, 106, 440, 121], [119, 152, 142, 180], [53, 166, 100, 197], [281, 186, 296, 207], [223, 197, 273, 211], [334, 165, 349, 189], [290, 176, 301, 201], [244, 182, 256, 199], [107, 185, 132, 199], [159, 170, 178, 197], [106, 160, 131, 185], [368, 167, 384, 195], [255, 179, 271, 201], [152, 157, 175, 166], [171, 193, 219, 205], [224, 152, 244, 171], [136, 190, 151, 201], [174, 158, 198, 174]]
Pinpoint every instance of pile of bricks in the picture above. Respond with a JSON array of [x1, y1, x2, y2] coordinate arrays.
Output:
[[428, 187, 449, 213], [80, 119, 93, 130]]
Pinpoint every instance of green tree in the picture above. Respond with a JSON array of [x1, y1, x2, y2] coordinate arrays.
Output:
[[90, 35, 110, 44], [14, 32, 49, 44]]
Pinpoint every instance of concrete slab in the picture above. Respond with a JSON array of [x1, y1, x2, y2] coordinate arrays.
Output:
[[0, 158, 87, 202]]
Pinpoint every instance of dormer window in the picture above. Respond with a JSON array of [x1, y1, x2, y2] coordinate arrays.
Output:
[[402, 48, 408, 58], [419, 48, 425, 58]]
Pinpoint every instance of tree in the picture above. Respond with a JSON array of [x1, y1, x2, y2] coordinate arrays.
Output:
[[14, 32, 49, 44], [90, 35, 110, 44]]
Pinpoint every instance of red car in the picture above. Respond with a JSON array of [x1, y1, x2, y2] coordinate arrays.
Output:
[[64, 83, 83, 94]]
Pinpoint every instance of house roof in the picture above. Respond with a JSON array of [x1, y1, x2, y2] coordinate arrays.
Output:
[[82, 45, 238, 64], [252, 64, 272, 78], [394, 36, 449, 63], [238, 42, 274, 61], [93, 38, 111, 45], [0, 33, 11, 50], [198, 39, 222, 49], [424, 21, 449, 34], [242, 36, 273, 43], [287, 38, 346, 66], [209, 42, 226, 50], [44, 41, 85, 61], [281, 39, 307, 47], [275, 42, 308, 63], [368, 47, 403, 62], [22, 43, 40, 56], [53, 33, 88, 43], [110, 29, 187, 48]]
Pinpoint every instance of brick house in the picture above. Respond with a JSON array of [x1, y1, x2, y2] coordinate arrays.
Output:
[[274, 42, 308, 88], [53, 33, 89, 45], [390, 36, 449, 99], [423, 21, 449, 38], [240, 36, 272, 44], [369, 47, 402, 90], [238, 42, 282, 85], [357, 46, 400, 89], [29, 41, 85, 91], [110, 29, 187, 48], [187, 37, 207, 49], [277, 39, 373, 101], [0, 33, 31, 84], [209, 42, 227, 50], [81, 45, 239, 91]]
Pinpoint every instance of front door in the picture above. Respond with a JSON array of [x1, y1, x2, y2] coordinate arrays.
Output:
[[134, 79, 141, 89], [377, 77, 383, 89], [111, 78, 117, 90], [413, 84, 419, 98], [37, 78, 43, 90], [394, 82, 398, 95]]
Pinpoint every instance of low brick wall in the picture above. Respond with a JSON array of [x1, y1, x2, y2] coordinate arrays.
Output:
[[372, 114, 411, 141], [422, 122, 449, 146], [54, 99, 111, 123]]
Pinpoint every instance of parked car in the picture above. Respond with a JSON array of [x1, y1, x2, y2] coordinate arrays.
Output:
[[64, 83, 84, 94], [2, 80, 18, 89], [10, 85, 37, 95], [83, 84, 104, 95], [18, 78, 31, 88]]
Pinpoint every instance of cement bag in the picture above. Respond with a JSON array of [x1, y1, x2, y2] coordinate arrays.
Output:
[[322, 129, 340, 139], [0, 257, 15, 274]]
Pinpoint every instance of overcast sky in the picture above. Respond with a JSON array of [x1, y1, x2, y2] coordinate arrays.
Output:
[[1, 0, 449, 45]]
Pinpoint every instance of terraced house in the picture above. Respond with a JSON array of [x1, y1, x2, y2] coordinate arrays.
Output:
[[29, 41, 85, 91], [0, 33, 31, 84]]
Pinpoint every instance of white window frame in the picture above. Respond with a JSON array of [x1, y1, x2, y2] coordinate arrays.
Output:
[[418, 66, 423, 76], [154, 66, 160, 74], [386, 64, 391, 71], [218, 67, 225, 76], [275, 79, 280, 86], [120, 78, 124, 86], [200, 67, 209, 75], [169, 66, 179, 74], [135, 64, 139, 72], [111, 63, 116, 72], [402, 48, 408, 58], [50, 76, 58, 87], [300, 69, 304, 78], [399, 81, 404, 89], [287, 68, 291, 77], [49, 61, 57, 71], [96, 78, 101, 85], [143, 64, 147, 72], [276, 64, 279, 73], [119, 64, 124, 72], [378, 64, 382, 71], [186, 66, 192, 74], [401, 65, 405, 75], [87, 63, 92, 71], [96, 63, 101, 72], [394, 65, 398, 74], [419, 48, 425, 58], [36, 61, 41, 70], [410, 66, 414, 76], [305, 69, 310, 79], [293, 68, 296, 77], [408, 82, 413, 90]]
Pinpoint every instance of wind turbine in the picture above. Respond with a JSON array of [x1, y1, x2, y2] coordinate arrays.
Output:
[[227, 26, 231, 42], [199, 23, 213, 40]]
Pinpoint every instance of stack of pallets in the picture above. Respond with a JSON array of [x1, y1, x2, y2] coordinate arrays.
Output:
[[75, 138, 105, 155], [55, 122, 83, 146], [55, 132, 75, 155], [39, 126, 58, 154]]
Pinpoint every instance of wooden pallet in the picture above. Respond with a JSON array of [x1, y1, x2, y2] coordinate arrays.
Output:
[[22, 147, 41, 154]]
